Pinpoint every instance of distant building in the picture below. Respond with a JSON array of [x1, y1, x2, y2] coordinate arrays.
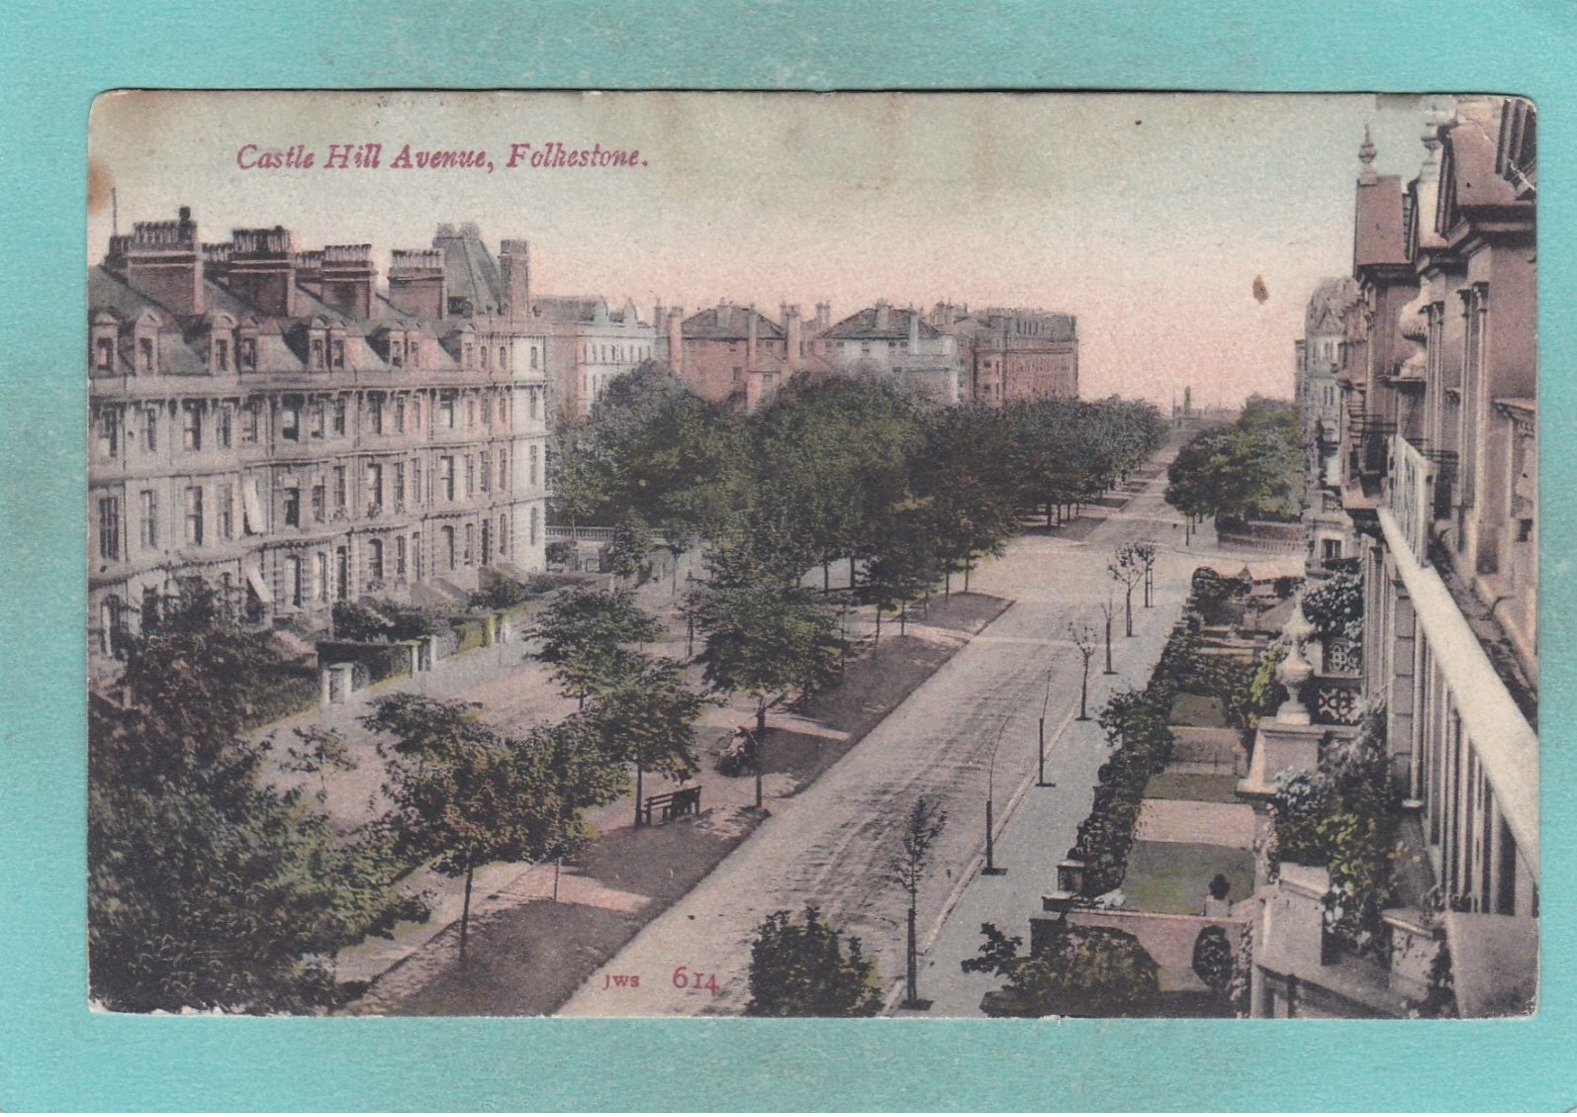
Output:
[[88, 210, 551, 661], [932, 303, 1079, 404], [815, 301, 963, 404], [665, 301, 830, 411], [1297, 277, 1361, 562]]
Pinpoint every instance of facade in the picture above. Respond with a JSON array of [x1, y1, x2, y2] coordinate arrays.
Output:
[[530, 294, 656, 420], [814, 301, 964, 404], [1246, 100, 1538, 1018], [1297, 277, 1361, 563], [932, 303, 1080, 404], [664, 301, 831, 411], [88, 209, 552, 662]]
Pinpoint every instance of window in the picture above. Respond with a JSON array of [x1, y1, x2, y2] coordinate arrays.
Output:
[[395, 535, 407, 579], [310, 337, 325, 369], [442, 525, 456, 571], [530, 346, 539, 370], [411, 397, 422, 430], [440, 394, 456, 429], [498, 513, 508, 556], [466, 398, 476, 429], [138, 490, 158, 550], [465, 455, 475, 497], [316, 553, 329, 602], [336, 547, 349, 599], [480, 451, 491, 493], [368, 538, 384, 584], [311, 481, 325, 523], [216, 404, 232, 449], [464, 523, 475, 565], [179, 403, 203, 451], [369, 394, 384, 435], [463, 342, 475, 368], [333, 466, 347, 512], [96, 407, 119, 457], [97, 496, 120, 561], [183, 486, 204, 546], [218, 484, 234, 540], [480, 397, 492, 426], [529, 389, 539, 420], [281, 400, 301, 442], [529, 444, 539, 489], [366, 463, 383, 512], [1322, 538, 1342, 562], [411, 459, 423, 505], [331, 339, 346, 370], [394, 396, 406, 433], [390, 336, 404, 369], [393, 462, 406, 508], [480, 345, 489, 370], [214, 338, 230, 372], [238, 337, 257, 370], [312, 402, 327, 440], [529, 505, 539, 547], [285, 555, 303, 608], [499, 449, 509, 490], [333, 397, 347, 436], [498, 345, 507, 370], [411, 531, 422, 581], [137, 336, 155, 374], [242, 403, 259, 443], [95, 337, 115, 372], [440, 456, 456, 501], [284, 486, 300, 528], [143, 408, 158, 454]]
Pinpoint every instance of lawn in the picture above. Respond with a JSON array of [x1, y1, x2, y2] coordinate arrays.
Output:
[[1121, 840, 1256, 915], [1142, 770, 1242, 804], [1168, 691, 1228, 728]]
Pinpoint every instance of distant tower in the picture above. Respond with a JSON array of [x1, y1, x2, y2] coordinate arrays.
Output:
[[1184, 386, 1193, 416]]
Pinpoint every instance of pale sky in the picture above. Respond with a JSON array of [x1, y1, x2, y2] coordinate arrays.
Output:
[[89, 91, 1449, 407]]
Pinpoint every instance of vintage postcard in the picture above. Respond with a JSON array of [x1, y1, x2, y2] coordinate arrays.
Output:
[[85, 89, 1536, 1021]]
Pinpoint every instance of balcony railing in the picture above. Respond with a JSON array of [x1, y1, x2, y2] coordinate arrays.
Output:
[[1307, 674, 1363, 726]]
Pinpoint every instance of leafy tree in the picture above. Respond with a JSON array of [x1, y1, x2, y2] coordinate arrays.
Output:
[[276, 725, 355, 803], [964, 921, 1160, 1017], [361, 694, 567, 958], [1303, 570, 1364, 645], [745, 904, 883, 1017], [588, 652, 707, 827], [859, 504, 941, 641], [528, 586, 663, 707], [89, 577, 424, 1013], [1192, 925, 1235, 997], [1165, 399, 1302, 529], [527, 713, 632, 895], [1070, 620, 1098, 720], [913, 405, 1018, 593], [892, 796, 948, 1007]]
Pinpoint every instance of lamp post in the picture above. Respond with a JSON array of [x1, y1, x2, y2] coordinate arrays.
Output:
[[983, 716, 1010, 875], [1037, 665, 1056, 788]]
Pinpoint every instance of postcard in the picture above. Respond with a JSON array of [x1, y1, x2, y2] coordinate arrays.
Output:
[[84, 89, 1536, 1023]]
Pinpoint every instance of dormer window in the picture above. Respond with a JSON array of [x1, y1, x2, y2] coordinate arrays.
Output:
[[331, 339, 346, 370], [214, 338, 230, 371], [238, 336, 257, 371], [137, 336, 156, 375], [463, 342, 476, 368], [310, 337, 326, 370], [94, 337, 115, 372], [389, 334, 405, 368]]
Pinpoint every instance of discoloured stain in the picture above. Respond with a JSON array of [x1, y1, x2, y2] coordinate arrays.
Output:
[[86, 157, 111, 214], [1252, 275, 1269, 303]]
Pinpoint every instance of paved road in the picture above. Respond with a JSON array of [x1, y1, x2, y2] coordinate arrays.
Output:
[[559, 451, 1259, 1016]]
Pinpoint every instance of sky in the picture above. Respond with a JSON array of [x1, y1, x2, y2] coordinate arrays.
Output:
[[88, 91, 1451, 408]]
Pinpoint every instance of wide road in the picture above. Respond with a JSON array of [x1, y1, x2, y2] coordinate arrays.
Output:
[[560, 448, 1247, 1017]]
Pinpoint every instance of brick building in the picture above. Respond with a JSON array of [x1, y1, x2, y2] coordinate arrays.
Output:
[[88, 209, 552, 660], [813, 301, 963, 404], [931, 304, 1079, 404], [662, 301, 831, 411]]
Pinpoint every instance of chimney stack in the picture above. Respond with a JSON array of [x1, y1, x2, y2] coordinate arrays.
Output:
[[785, 304, 803, 367], [123, 206, 203, 316], [499, 239, 531, 325], [318, 244, 377, 319], [667, 307, 685, 374], [875, 300, 891, 332], [746, 303, 759, 371], [908, 307, 920, 351], [387, 248, 447, 320], [227, 225, 298, 318], [813, 301, 831, 333]]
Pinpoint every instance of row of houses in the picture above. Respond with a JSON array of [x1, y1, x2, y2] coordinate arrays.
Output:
[[86, 208, 1079, 659], [1262, 96, 1538, 1016]]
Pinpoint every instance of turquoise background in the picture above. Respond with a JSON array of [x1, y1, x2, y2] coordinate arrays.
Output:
[[2, 1, 1574, 1109]]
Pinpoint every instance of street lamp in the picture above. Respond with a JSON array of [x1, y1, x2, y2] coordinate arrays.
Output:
[[1037, 664, 1057, 788], [983, 716, 1010, 875]]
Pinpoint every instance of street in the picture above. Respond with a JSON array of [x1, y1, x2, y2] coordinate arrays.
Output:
[[559, 449, 1262, 1016]]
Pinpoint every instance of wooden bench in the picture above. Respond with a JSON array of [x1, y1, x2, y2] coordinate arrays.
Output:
[[639, 785, 702, 826]]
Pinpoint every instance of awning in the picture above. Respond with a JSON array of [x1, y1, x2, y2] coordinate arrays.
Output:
[[245, 561, 274, 604], [241, 480, 265, 535]]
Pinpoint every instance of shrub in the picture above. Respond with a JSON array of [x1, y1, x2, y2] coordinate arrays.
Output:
[[745, 905, 882, 1017], [332, 599, 447, 643], [1303, 570, 1363, 644], [1192, 925, 1234, 996], [967, 922, 1160, 1018]]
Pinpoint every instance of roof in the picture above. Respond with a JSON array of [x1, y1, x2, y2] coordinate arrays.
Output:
[[823, 305, 940, 341], [1304, 276, 1359, 334], [682, 304, 786, 341], [1354, 175, 1409, 270], [434, 225, 505, 316]]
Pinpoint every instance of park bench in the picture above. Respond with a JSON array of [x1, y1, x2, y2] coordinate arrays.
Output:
[[639, 785, 702, 826]]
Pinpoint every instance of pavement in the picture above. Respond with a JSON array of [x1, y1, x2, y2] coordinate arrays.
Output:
[[555, 450, 1274, 1017]]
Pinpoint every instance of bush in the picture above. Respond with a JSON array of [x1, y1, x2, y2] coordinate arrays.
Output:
[[468, 573, 535, 611], [745, 905, 882, 1017], [332, 599, 447, 643], [1303, 570, 1364, 644], [967, 922, 1160, 1018], [1192, 925, 1234, 997]]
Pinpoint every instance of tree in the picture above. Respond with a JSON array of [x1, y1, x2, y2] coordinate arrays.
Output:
[[745, 905, 883, 1017], [528, 586, 663, 707], [1098, 591, 1118, 674], [1164, 399, 1302, 530], [528, 713, 631, 900], [1131, 540, 1159, 608], [588, 652, 706, 827], [276, 725, 355, 803], [361, 694, 566, 959], [859, 504, 941, 640], [89, 577, 424, 1013], [1109, 543, 1147, 638], [964, 921, 1160, 1018], [1070, 620, 1098, 720], [892, 796, 948, 1008]]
